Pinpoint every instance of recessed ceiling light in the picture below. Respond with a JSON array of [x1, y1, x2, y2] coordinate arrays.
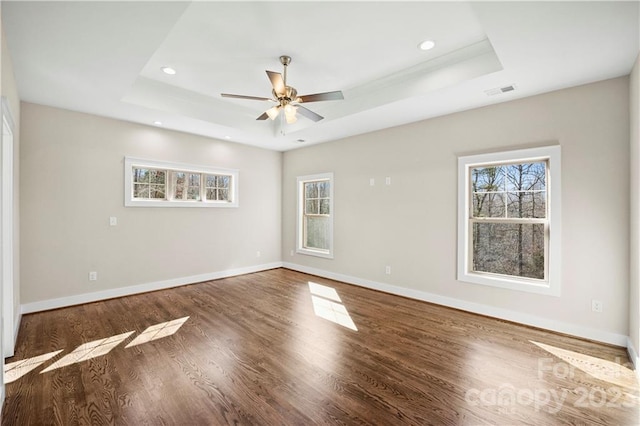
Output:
[[153, 121, 162, 126], [224, 136, 231, 139], [161, 67, 176, 75], [418, 40, 435, 51]]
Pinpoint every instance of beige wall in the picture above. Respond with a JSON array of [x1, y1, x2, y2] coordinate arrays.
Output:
[[283, 77, 630, 343], [20, 103, 281, 304], [630, 53, 640, 362]]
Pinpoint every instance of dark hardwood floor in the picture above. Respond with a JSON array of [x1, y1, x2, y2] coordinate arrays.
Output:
[[2, 268, 638, 425]]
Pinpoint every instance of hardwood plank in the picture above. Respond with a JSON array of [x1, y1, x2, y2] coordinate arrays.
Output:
[[2, 268, 638, 425]]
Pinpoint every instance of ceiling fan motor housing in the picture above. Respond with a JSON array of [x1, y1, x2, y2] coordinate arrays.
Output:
[[273, 86, 298, 106]]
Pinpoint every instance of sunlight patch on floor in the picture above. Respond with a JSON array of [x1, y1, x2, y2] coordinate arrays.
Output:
[[308, 282, 357, 331], [531, 340, 639, 390], [41, 332, 134, 373], [4, 350, 63, 383], [125, 316, 189, 348], [308, 282, 341, 302], [5, 316, 191, 382]]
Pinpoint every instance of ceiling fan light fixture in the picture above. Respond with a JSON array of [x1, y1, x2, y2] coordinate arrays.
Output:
[[266, 106, 280, 120], [284, 104, 297, 124]]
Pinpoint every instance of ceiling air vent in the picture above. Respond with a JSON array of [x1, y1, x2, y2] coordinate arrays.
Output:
[[485, 84, 516, 96]]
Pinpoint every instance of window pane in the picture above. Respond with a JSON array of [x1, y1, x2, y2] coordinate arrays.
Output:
[[506, 162, 546, 191], [305, 216, 330, 250], [317, 181, 330, 198], [305, 182, 318, 199], [472, 193, 505, 218], [219, 176, 230, 188], [188, 173, 200, 186], [472, 222, 545, 279], [150, 184, 165, 199], [206, 174, 217, 187], [319, 199, 330, 215], [149, 170, 165, 184], [218, 189, 229, 201], [133, 168, 149, 183], [471, 166, 504, 192], [187, 187, 200, 200], [507, 191, 546, 218], [306, 200, 318, 214], [206, 188, 217, 200], [133, 183, 149, 199]]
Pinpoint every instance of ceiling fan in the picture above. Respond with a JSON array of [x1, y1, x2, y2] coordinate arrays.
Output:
[[221, 55, 344, 124]]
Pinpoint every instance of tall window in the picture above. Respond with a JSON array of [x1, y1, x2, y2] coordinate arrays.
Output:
[[458, 146, 561, 296], [125, 157, 239, 208], [297, 173, 333, 258]]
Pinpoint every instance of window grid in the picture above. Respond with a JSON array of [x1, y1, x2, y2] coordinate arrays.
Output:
[[205, 174, 231, 202], [132, 167, 166, 200], [303, 180, 331, 251], [468, 160, 549, 281]]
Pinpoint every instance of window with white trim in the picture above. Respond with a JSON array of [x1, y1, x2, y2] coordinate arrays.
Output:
[[297, 173, 333, 258], [457, 146, 561, 296], [125, 157, 238, 207]]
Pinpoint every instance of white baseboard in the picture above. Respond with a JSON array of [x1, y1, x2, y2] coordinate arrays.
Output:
[[21, 262, 283, 314], [283, 262, 628, 347], [627, 337, 640, 377]]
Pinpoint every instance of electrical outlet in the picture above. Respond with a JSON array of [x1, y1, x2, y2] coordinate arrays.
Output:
[[89, 271, 98, 281], [385, 266, 391, 275], [385, 176, 391, 185], [109, 216, 117, 226], [369, 178, 375, 186], [591, 299, 603, 313]]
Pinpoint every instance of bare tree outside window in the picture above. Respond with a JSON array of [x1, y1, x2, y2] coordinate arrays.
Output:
[[471, 161, 547, 280]]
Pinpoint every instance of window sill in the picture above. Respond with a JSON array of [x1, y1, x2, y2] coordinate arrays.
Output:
[[297, 247, 333, 259], [458, 270, 559, 296], [125, 199, 238, 208]]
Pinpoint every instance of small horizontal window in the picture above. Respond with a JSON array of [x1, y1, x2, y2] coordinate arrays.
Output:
[[124, 157, 238, 208]]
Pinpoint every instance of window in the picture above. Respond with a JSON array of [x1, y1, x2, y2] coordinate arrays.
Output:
[[457, 146, 561, 296], [125, 157, 238, 207], [297, 173, 333, 258], [132, 168, 166, 200]]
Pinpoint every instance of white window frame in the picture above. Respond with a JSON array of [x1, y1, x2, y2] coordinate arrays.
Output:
[[297, 173, 334, 259], [124, 157, 239, 208], [457, 146, 561, 296]]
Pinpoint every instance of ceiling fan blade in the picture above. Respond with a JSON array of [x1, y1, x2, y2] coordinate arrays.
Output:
[[266, 71, 285, 96], [221, 93, 272, 101], [296, 105, 323, 122], [256, 111, 270, 120], [297, 90, 344, 103]]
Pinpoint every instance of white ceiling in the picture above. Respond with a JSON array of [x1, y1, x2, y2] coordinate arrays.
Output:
[[3, 1, 639, 151]]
